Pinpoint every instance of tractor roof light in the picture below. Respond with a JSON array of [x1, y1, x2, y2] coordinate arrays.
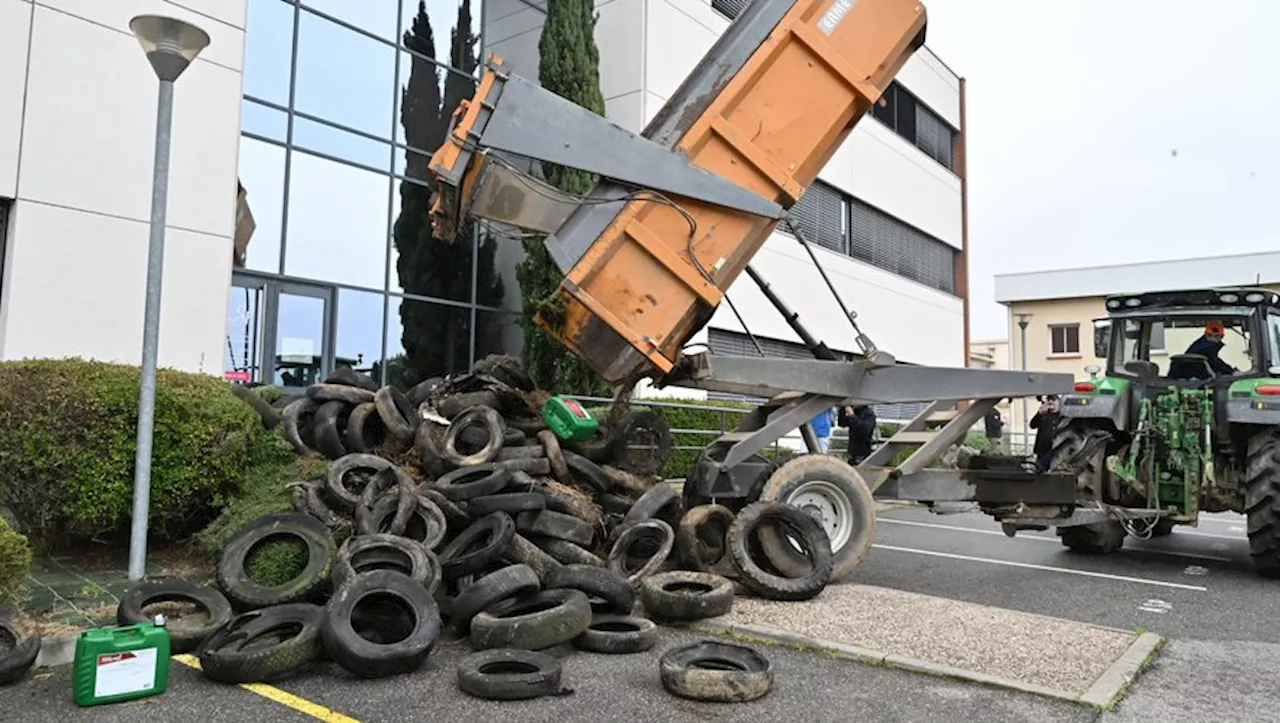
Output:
[[1219, 293, 1240, 303], [1245, 292, 1267, 303], [1107, 299, 1122, 309], [1124, 297, 1143, 307]]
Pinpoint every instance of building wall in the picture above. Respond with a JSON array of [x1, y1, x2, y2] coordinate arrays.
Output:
[[0, 0, 247, 373]]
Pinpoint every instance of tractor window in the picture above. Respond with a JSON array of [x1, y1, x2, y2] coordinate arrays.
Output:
[[1114, 316, 1254, 379], [1268, 313, 1280, 370]]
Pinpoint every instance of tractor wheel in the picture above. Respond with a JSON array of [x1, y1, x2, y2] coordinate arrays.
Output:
[[1245, 428, 1280, 578], [1151, 519, 1176, 537], [1051, 422, 1126, 555]]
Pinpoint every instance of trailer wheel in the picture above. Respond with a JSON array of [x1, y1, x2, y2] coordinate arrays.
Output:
[[1245, 428, 1280, 578], [1058, 521, 1126, 554], [755, 455, 875, 582]]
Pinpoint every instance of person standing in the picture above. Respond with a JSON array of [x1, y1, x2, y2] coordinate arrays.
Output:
[[1029, 395, 1060, 471], [984, 404, 1005, 454], [839, 404, 877, 464], [809, 407, 835, 454]]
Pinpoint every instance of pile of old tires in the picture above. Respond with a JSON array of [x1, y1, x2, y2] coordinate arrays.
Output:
[[133, 355, 833, 699]]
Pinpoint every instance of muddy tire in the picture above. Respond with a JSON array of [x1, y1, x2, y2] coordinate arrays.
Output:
[[1246, 428, 1280, 577], [728, 501, 832, 601], [439, 512, 517, 581], [196, 603, 325, 684], [434, 464, 511, 502], [639, 571, 734, 622], [538, 430, 569, 481], [456, 648, 564, 700], [575, 614, 657, 654], [676, 504, 735, 574], [531, 537, 605, 568], [469, 588, 592, 651], [545, 564, 634, 615], [515, 510, 594, 547], [312, 400, 351, 460], [216, 513, 337, 610], [332, 534, 439, 593], [605, 411, 673, 476], [321, 569, 442, 678], [374, 385, 419, 442], [326, 454, 395, 512], [607, 519, 674, 587], [503, 534, 564, 582], [344, 402, 389, 454], [467, 492, 546, 516], [116, 579, 234, 654], [0, 618, 40, 686], [659, 641, 773, 703], [282, 397, 320, 456], [756, 455, 875, 582], [451, 564, 541, 633]]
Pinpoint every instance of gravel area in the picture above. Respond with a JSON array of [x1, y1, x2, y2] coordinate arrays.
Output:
[[719, 583, 1137, 693]]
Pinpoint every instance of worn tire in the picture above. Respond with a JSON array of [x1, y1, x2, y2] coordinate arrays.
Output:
[[332, 535, 439, 593], [374, 385, 419, 442], [415, 420, 449, 478], [608, 519, 674, 587], [312, 400, 351, 460], [539, 430, 570, 481], [321, 569, 442, 678], [532, 537, 606, 568], [344, 402, 389, 454], [439, 512, 517, 581], [0, 619, 40, 686], [434, 464, 510, 502], [438, 391, 501, 420], [451, 564, 541, 633], [1246, 428, 1280, 577], [516, 509, 595, 547], [639, 571, 734, 622], [677, 504, 735, 574], [621, 484, 681, 528], [326, 454, 395, 512], [728, 501, 832, 601], [361, 494, 448, 551], [468, 492, 546, 516], [756, 454, 875, 582], [323, 366, 379, 391], [563, 450, 611, 494], [456, 648, 564, 701], [606, 411, 673, 476], [503, 534, 564, 582], [282, 397, 320, 456], [469, 588, 592, 651], [196, 603, 325, 684], [545, 564, 634, 615], [307, 383, 375, 406], [116, 579, 234, 654], [575, 614, 657, 654], [217, 513, 337, 610], [659, 640, 773, 703]]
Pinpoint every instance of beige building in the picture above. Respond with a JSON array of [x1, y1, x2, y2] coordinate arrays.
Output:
[[993, 250, 1280, 436]]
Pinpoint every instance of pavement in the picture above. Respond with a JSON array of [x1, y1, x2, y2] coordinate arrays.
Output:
[[8, 627, 1098, 723]]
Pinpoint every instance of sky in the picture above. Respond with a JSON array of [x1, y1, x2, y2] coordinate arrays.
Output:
[[917, 0, 1280, 340]]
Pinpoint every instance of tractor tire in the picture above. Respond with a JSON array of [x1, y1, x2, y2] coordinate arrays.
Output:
[[1051, 422, 1126, 555], [1245, 428, 1280, 578], [1151, 519, 1176, 537], [755, 455, 875, 582]]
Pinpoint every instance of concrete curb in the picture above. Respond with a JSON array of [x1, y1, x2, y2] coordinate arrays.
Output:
[[34, 634, 77, 668], [677, 618, 1164, 709]]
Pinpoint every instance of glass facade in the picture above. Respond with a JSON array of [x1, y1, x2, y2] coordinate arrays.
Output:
[[226, 0, 518, 392]]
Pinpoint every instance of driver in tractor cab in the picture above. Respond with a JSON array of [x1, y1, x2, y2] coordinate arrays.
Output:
[[1183, 321, 1237, 376]]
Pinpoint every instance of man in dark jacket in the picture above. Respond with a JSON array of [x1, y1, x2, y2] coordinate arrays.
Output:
[[838, 404, 877, 464], [1029, 395, 1060, 471], [984, 405, 1005, 454], [1183, 321, 1236, 376]]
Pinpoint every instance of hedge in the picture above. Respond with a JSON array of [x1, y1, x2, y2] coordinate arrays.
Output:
[[0, 358, 271, 550], [0, 518, 32, 608]]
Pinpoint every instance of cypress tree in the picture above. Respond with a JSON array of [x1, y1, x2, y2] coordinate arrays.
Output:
[[389, 0, 503, 388], [516, 0, 612, 395]]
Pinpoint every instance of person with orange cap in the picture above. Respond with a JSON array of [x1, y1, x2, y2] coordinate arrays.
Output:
[[1183, 321, 1236, 375]]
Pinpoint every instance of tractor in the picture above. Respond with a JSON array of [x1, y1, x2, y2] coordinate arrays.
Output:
[[1035, 287, 1280, 577]]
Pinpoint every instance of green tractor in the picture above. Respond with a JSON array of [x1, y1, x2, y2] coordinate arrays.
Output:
[[1008, 287, 1280, 577]]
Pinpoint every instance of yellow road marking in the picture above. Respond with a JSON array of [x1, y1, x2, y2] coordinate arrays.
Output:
[[172, 654, 361, 723]]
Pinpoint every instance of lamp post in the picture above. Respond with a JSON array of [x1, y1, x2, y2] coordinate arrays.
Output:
[[1015, 312, 1032, 453], [127, 15, 211, 581]]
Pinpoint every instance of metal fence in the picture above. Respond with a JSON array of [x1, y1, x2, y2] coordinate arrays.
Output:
[[563, 395, 1044, 470]]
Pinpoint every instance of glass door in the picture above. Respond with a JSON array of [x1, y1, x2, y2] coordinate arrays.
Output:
[[225, 273, 336, 391]]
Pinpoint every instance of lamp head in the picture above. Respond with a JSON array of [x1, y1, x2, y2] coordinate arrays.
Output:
[[130, 15, 210, 82]]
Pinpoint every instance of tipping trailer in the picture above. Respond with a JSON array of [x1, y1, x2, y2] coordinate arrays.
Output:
[[426, 0, 1079, 581]]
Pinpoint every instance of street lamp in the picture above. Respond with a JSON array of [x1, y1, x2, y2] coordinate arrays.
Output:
[[126, 15, 211, 582], [1015, 312, 1033, 452]]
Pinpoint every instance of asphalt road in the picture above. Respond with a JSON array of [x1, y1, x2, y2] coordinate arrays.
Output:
[[864, 504, 1280, 723], [10, 627, 1094, 723]]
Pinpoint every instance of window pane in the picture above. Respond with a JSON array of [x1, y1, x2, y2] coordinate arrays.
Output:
[[225, 281, 266, 382], [384, 295, 472, 388], [1150, 322, 1166, 351], [238, 138, 286, 274], [1066, 326, 1080, 353], [244, 0, 293, 104], [302, 0, 399, 42], [400, 0, 483, 70], [295, 11, 396, 138], [391, 177, 474, 301], [285, 150, 391, 288], [274, 291, 327, 388], [336, 288, 386, 381], [475, 308, 523, 361], [395, 50, 447, 152], [293, 117, 394, 173], [242, 100, 287, 143]]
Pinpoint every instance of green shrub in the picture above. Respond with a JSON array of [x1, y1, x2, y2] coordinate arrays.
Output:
[[0, 358, 267, 550], [0, 518, 32, 608], [251, 385, 285, 404]]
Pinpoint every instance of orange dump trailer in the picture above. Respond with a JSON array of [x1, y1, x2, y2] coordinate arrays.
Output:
[[428, 0, 927, 386]]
